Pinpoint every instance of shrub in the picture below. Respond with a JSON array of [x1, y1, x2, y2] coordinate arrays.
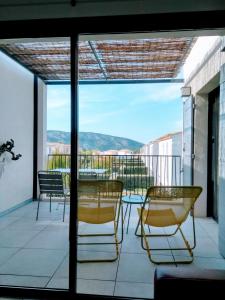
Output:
[[123, 166, 147, 175], [117, 175, 154, 190]]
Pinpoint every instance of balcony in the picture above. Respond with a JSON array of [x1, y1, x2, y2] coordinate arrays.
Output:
[[0, 32, 225, 298], [0, 154, 223, 298]]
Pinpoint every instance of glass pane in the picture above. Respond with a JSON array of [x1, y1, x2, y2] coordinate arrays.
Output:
[[0, 37, 70, 289], [76, 32, 224, 299]]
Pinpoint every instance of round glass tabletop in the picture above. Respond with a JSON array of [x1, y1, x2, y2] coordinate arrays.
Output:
[[122, 194, 145, 204]]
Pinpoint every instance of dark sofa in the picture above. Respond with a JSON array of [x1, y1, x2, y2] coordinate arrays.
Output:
[[154, 266, 225, 299]]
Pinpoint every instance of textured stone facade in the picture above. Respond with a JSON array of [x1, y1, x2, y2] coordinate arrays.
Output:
[[219, 64, 225, 257]]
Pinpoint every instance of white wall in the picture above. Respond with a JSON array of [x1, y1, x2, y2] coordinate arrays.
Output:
[[159, 139, 172, 156], [172, 132, 182, 156], [183, 37, 224, 216], [184, 36, 220, 79], [0, 51, 33, 212], [38, 79, 47, 171], [193, 95, 208, 217]]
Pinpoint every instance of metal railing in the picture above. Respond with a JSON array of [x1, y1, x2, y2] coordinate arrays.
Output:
[[47, 154, 182, 195]]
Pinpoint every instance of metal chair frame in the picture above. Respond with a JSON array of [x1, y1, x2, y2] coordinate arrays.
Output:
[[36, 170, 67, 222], [138, 186, 202, 264], [78, 179, 124, 263]]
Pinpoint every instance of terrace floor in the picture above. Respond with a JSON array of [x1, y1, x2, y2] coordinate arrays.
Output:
[[0, 201, 223, 299]]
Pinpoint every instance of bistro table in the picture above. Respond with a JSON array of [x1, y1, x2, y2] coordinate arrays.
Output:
[[51, 168, 108, 183], [122, 194, 145, 234], [51, 168, 108, 175]]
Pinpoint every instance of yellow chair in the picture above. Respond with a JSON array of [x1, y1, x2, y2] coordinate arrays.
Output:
[[78, 179, 123, 263], [138, 186, 202, 264]]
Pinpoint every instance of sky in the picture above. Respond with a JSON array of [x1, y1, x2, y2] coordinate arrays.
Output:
[[47, 35, 219, 145], [47, 82, 183, 144]]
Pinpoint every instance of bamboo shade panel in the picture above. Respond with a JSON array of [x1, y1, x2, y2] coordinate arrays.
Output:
[[0, 38, 195, 81]]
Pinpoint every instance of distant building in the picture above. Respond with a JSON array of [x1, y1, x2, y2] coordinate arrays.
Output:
[[100, 150, 119, 155], [47, 142, 71, 155], [117, 149, 133, 155], [140, 132, 182, 185], [141, 132, 182, 157], [99, 149, 133, 155]]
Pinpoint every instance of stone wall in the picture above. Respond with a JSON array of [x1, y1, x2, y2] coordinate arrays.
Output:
[[218, 63, 225, 257]]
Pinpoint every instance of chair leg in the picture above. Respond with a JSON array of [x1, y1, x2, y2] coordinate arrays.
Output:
[[114, 219, 120, 258], [190, 210, 196, 250], [49, 195, 52, 212], [140, 223, 194, 265], [77, 212, 123, 263], [135, 204, 151, 236], [36, 194, 41, 221], [63, 196, 66, 222], [78, 221, 120, 263]]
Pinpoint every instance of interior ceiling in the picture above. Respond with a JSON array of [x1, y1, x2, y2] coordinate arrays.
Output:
[[0, 37, 195, 82]]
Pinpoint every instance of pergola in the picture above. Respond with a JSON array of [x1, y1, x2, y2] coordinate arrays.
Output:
[[0, 37, 195, 83]]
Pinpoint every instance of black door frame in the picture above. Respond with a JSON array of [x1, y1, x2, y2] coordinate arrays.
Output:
[[0, 10, 225, 300], [207, 87, 220, 219]]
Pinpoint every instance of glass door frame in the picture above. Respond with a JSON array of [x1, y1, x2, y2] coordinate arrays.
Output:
[[0, 10, 225, 300]]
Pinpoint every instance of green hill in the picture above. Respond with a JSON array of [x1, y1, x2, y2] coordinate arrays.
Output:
[[47, 130, 143, 151]]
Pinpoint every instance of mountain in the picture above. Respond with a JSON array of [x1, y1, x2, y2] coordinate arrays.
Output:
[[47, 130, 144, 151]]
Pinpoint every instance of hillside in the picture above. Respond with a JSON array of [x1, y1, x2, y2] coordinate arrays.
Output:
[[47, 130, 143, 151]]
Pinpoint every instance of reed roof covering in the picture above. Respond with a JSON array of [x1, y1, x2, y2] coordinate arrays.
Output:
[[0, 38, 195, 82]]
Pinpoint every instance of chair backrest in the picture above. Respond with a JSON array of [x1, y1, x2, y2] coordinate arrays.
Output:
[[142, 186, 202, 227], [78, 180, 123, 224], [79, 171, 97, 180], [38, 170, 64, 195]]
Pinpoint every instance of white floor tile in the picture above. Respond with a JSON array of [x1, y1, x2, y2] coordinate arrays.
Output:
[[0, 274, 49, 288], [77, 252, 118, 280], [46, 277, 69, 289], [117, 253, 155, 284], [0, 248, 66, 277], [77, 279, 114, 295], [114, 281, 154, 298]]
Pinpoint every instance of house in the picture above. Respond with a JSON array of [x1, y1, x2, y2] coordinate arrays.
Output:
[[141, 132, 182, 157], [47, 142, 71, 155], [141, 132, 182, 185]]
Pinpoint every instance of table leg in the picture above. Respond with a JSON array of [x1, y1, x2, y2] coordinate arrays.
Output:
[[126, 204, 132, 234], [123, 203, 129, 221]]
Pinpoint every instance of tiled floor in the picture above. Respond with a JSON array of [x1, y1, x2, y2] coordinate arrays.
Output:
[[0, 201, 224, 299]]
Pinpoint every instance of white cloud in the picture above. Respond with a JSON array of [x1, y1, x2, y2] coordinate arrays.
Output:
[[130, 84, 182, 105]]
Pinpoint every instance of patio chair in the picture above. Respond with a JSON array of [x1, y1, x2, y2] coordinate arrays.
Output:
[[138, 186, 202, 264], [78, 179, 123, 262], [36, 170, 68, 222]]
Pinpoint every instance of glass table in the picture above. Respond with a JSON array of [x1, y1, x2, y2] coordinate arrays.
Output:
[[51, 168, 107, 175], [122, 194, 145, 234]]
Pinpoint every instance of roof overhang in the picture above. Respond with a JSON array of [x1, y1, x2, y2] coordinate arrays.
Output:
[[0, 37, 196, 83]]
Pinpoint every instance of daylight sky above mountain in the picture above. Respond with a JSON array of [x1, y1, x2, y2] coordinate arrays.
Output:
[[47, 82, 183, 144], [47, 36, 219, 144]]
